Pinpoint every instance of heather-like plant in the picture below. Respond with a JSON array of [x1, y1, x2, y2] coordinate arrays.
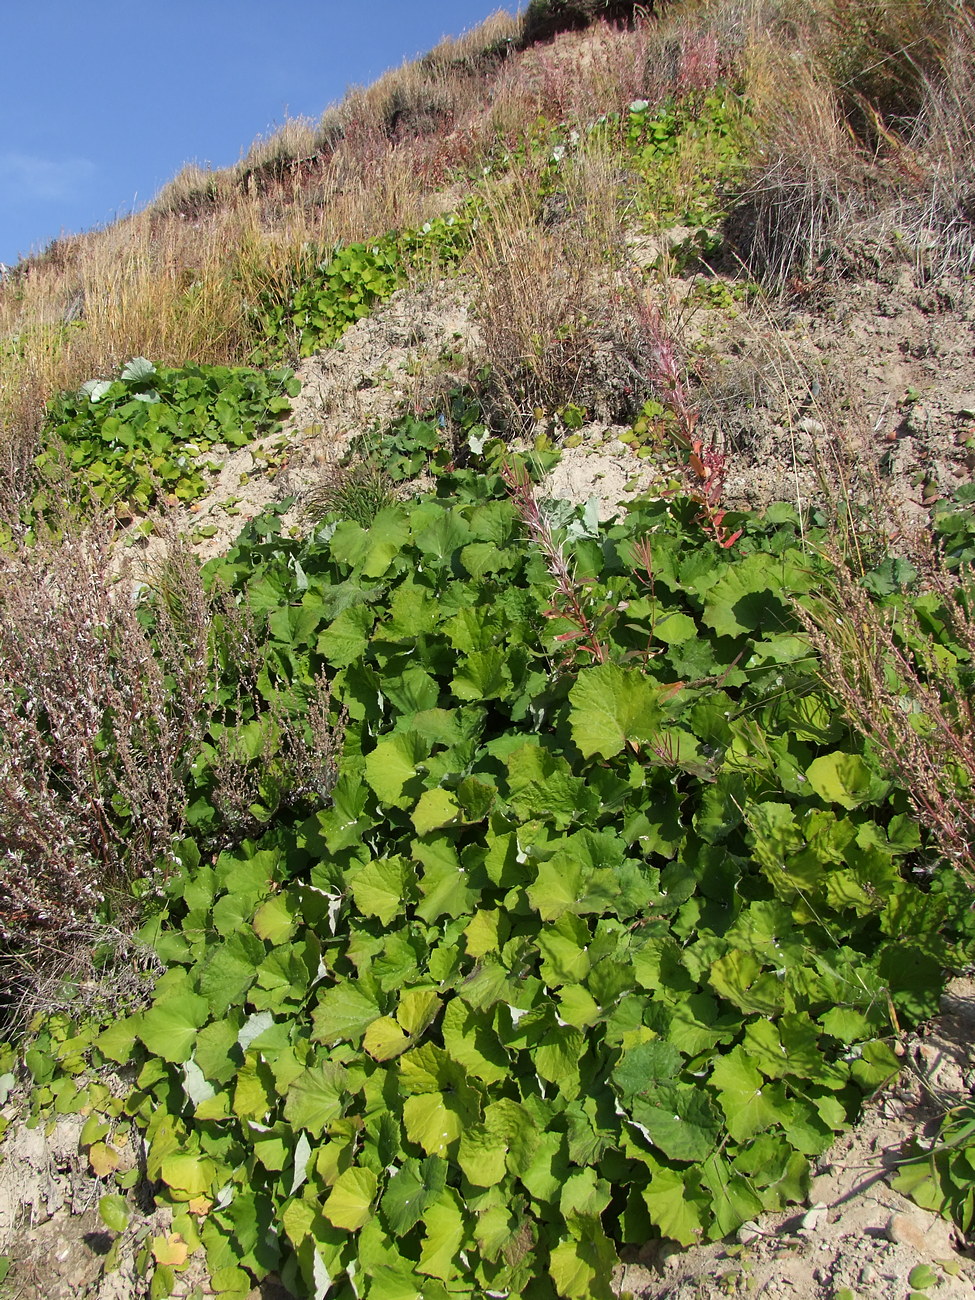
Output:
[[0, 511, 344, 957]]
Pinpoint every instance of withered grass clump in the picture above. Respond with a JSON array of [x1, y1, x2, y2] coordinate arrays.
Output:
[[732, 0, 975, 286]]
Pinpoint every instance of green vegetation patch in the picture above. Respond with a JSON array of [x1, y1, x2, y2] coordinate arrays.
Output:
[[253, 209, 474, 364], [621, 86, 756, 231], [35, 357, 299, 514], [51, 463, 972, 1300]]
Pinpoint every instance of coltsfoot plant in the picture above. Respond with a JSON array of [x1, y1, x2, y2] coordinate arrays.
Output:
[[38, 473, 973, 1300], [34, 357, 299, 517]]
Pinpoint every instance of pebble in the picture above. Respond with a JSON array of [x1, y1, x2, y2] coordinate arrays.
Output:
[[801, 1203, 829, 1233], [885, 1210, 955, 1257], [737, 1221, 762, 1246], [887, 1211, 928, 1251]]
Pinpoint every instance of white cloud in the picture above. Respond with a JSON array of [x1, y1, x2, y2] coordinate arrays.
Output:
[[0, 151, 96, 202]]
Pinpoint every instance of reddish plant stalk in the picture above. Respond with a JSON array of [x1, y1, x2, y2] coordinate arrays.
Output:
[[501, 457, 608, 664]]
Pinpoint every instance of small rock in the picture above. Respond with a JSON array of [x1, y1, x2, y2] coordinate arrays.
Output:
[[801, 1203, 829, 1233], [658, 1242, 683, 1270], [885, 1210, 955, 1257], [737, 1221, 762, 1245], [887, 1212, 928, 1251], [903, 404, 934, 437]]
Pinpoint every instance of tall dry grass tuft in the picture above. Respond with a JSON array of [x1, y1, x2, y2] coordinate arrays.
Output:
[[468, 156, 631, 429], [733, 0, 975, 286]]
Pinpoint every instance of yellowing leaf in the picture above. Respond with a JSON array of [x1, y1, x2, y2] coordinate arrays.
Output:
[[88, 1142, 120, 1177], [152, 1233, 189, 1268], [323, 1166, 378, 1231], [396, 989, 440, 1037], [363, 1016, 411, 1061]]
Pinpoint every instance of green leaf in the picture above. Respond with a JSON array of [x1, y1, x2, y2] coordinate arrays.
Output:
[[160, 1151, 214, 1196], [138, 993, 210, 1063], [412, 787, 462, 835], [403, 1091, 465, 1156], [568, 664, 665, 758], [452, 649, 511, 702], [98, 1193, 131, 1233], [457, 1098, 537, 1188], [805, 751, 887, 809], [312, 983, 381, 1045], [711, 1047, 785, 1141], [365, 732, 430, 807], [908, 1264, 940, 1290], [418, 1194, 466, 1281], [252, 892, 297, 945], [613, 1041, 682, 1098], [284, 1061, 348, 1134], [536, 915, 592, 986], [506, 742, 594, 827], [363, 1016, 412, 1061], [642, 1164, 707, 1246], [382, 1157, 447, 1236], [701, 553, 788, 637], [629, 1086, 722, 1162], [535, 1024, 585, 1093], [351, 856, 412, 926], [323, 1166, 378, 1231], [197, 931, 264, 1016], [549, 1216, 617, 1299], [317, 604, 375, 668]]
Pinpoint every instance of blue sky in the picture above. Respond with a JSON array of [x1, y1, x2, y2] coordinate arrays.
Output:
[[0, 1, 520, 267]]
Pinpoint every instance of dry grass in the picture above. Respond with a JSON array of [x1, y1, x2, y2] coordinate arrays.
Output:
[[0, 511, 205, 945], [468, 158, 631, 429], [731, 0, 975, 286], [0, 0, 971, 468]]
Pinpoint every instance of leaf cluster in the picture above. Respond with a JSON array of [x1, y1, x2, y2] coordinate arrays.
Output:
[[620, 87, 756, 230], [893, 1099, 975, 1237], [34, 357, 299, 516], [251, 210, 474, 364], [60, 480, 974, 1299]]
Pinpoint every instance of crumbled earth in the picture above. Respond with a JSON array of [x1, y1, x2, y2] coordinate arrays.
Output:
[[127, 282, 479, 570], [126, 247, 975, 571]]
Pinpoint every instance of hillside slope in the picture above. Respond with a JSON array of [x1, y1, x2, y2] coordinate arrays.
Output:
[[2, 3, 975, 1299]]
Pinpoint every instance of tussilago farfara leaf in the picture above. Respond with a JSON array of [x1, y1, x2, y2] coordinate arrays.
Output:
[[137, 992, 210, 1064], [323, 1166, 378, 1232], [568, 663, 665, 758]]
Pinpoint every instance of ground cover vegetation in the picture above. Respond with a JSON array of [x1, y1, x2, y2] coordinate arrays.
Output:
[[2, 0, 975, 1296]]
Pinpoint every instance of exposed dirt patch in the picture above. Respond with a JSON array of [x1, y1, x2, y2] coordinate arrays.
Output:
[[126, 282, 480, 571], [541, 262, 975, 528]]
